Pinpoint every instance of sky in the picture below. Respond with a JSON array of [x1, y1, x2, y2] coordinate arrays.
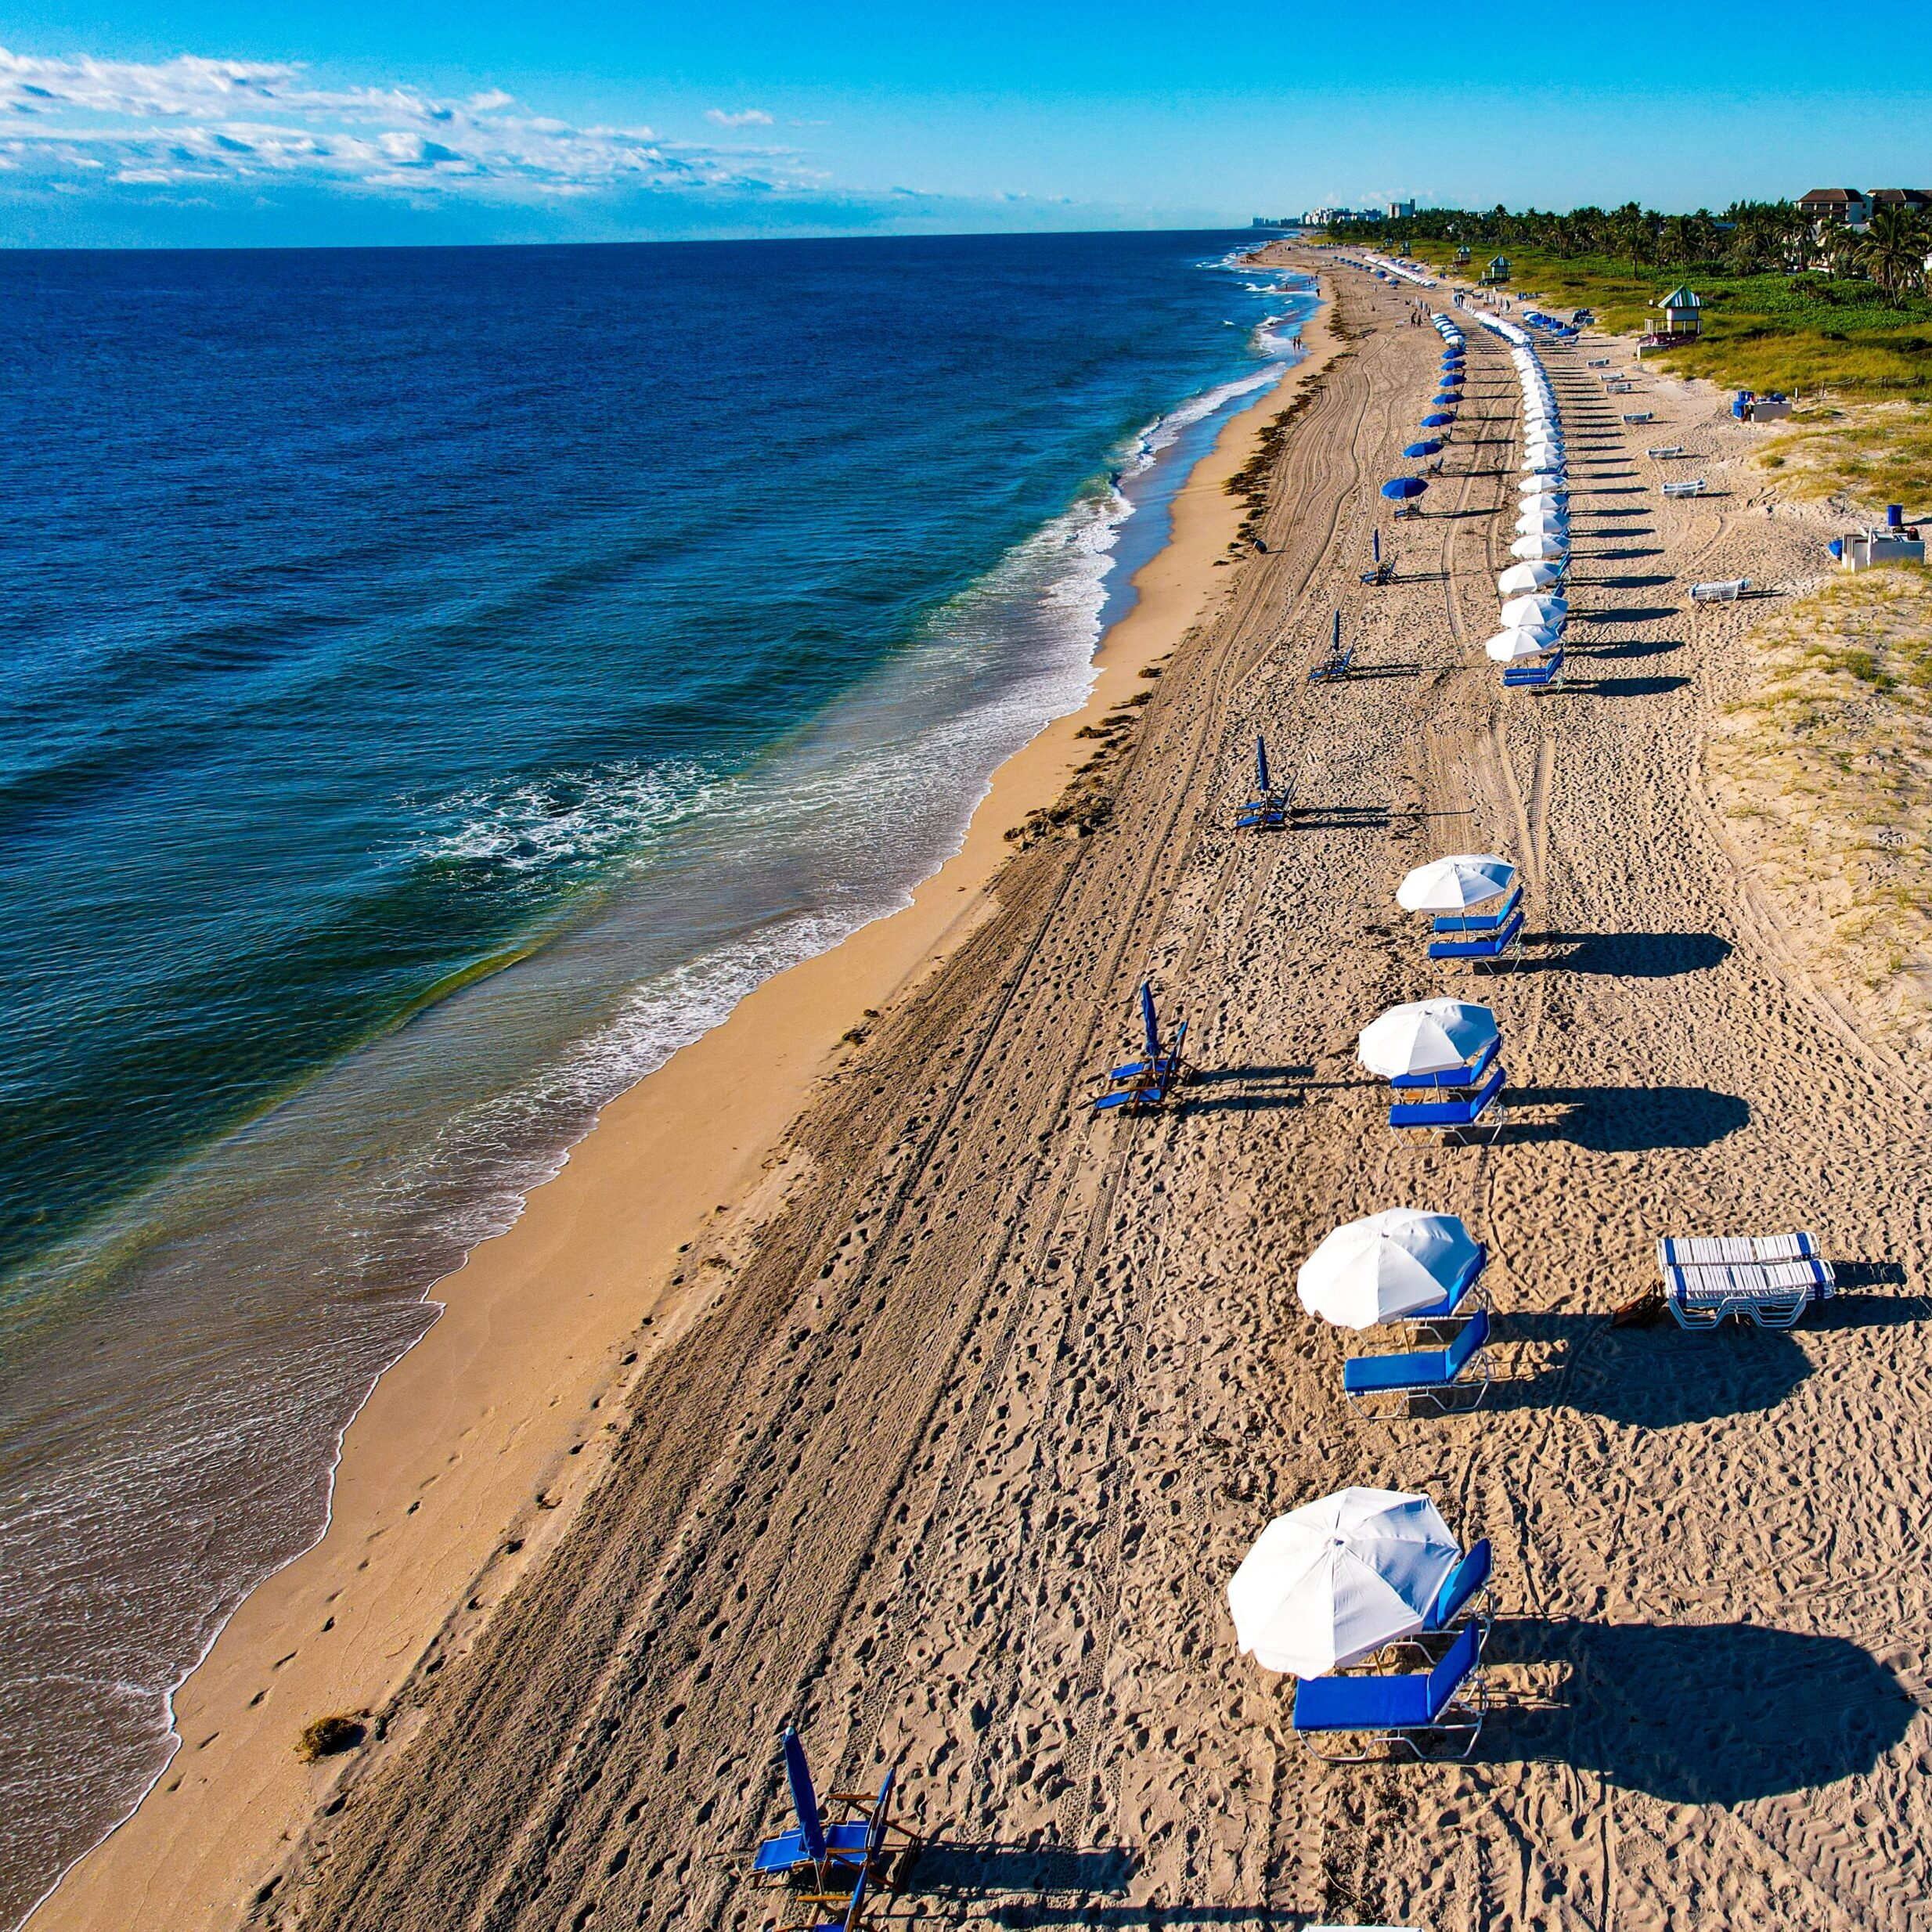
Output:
[[5, 2, 1932, 247]]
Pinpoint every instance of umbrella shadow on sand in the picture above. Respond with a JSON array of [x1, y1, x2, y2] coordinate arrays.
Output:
[[1495, 1308, 1812, 1426], [1523, 930, 1731, 975], [1498, 1083, 1748, 1152], [1483, 1617, 1916, 1803]]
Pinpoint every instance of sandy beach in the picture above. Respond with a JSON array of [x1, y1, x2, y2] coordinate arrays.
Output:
[[41, 252, 1932, 1932]]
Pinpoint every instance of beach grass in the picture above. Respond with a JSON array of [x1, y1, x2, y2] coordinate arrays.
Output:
[[1706, 564, 1932, 1050]]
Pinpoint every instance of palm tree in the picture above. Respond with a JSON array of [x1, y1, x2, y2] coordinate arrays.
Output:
[[1855, 205, 1930, 302]]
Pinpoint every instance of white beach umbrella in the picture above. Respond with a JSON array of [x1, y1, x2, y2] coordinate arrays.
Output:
[[1521, 456, 1564, 475], [1396, 852, 1517, 913], [1296, 1211, 1486, 1330], [1485, 625, 1560, 661], [1517, 514, 1569, 539], [1501, 592, 1567, 628], [1518, 503, 1567, 527], [1357, 997, 1499, 1079], [1519, 474, 1567, 495], [1498, 560, 1563, 594], [1227, 1487, 1462, 1678], [1512, 533, 1569, 561]]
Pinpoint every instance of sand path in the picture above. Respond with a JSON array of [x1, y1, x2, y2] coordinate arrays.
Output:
[[251, 263, 1932, 1932]]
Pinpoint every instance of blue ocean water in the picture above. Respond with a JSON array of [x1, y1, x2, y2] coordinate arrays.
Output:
[[0, 231, 1313, 1919]]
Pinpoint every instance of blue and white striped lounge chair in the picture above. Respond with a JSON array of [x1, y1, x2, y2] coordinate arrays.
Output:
[[1292, 1620, 1486, 1761], [1432, 885, 1523, 934], [1343, 1308, 1492, 1418], [1429, 910, 1524, 966], [1388, 1062, 1506, 1141], [1502, 651, 1565, 690], [1656, 1233, 1835, 1330]]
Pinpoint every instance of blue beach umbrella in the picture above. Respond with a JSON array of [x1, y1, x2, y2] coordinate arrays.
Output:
[[1432, 393, 1460, 408], [1421, 412, 1454, 428], [1381, 477, 1428, 501], [1404, 439, 1444, 457]]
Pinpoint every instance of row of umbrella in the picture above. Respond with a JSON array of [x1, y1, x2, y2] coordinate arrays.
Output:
[[1227, 320, 1512, 1688], [1483, 321, 1570, 665], [1379, 316, 1471, 512]]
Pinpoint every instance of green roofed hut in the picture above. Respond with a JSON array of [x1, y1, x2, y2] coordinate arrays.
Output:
[[1640, 284, 1703, 355]]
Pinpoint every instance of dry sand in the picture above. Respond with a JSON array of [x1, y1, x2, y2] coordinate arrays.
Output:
[[29, 267, 1339, 1932], [45, 258, 1932, 1932]]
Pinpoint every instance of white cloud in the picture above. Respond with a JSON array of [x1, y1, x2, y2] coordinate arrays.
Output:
[[705, 107, 773, 128], [0, 46, 811, 202]]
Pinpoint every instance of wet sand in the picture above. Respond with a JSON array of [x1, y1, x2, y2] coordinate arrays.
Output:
[[30, 264, 1339, 1932], [45, 257, 1932, 1932]]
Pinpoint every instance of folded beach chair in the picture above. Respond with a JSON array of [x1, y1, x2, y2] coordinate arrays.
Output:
[[1292, 1619, 1486, 1761], [1501, 652, 1564, 691], [1388, 1062, 1505, 1142], [1662, 478, 1707, 499], [1656, 1233, 1834, 1330], [1343, 1308, 1492, 1418], [1431, 885, 1523, 934], [1620, 410, 1655, 424], [1645, 445, 1687, 459]]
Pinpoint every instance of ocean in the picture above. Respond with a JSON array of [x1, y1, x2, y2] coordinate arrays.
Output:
[[0, 229, 1314, 1920]]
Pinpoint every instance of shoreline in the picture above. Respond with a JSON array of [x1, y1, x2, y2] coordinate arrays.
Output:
[[31, 266, 1337, 1932]]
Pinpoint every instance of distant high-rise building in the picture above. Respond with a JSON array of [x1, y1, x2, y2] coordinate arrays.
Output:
[[1388, 200, 1416, 220]]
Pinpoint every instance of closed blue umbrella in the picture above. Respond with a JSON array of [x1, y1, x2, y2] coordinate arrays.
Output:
[[1381, 477, 1428, 501], [1404, 439, 1444, 457], [1421, 412, 1454, 428]]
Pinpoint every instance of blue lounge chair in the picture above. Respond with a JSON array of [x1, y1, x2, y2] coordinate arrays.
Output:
[[1432, 885, 1522, 933], [1389, 1033, 1500, 1091], [1094, 984, 1188, 1112], [1235, 734, 1295, 831], [1343, 1309, 1491, 1418], [753, 1728, 921, 1917], [1422, 1537, 1493, 1636], [1308, 645, 1353, 684], [1429, 910, 1524, 966], [1502, 651, 1564, 690], [1388, 1062, 1506, 1141], [1292, 1620, 1486, 1761]]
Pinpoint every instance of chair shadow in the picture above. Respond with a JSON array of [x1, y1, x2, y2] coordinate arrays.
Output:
[[1590, 633, 1686, 660], [1581, 676, 1690, 697], [1498, 1083, 1748, 1152], [1347, 662, 1425, 679], [1185, 1065, 1310, 1113], [1574, 604, 1676, 623], [1589, 547, 1664, 561], [910, 1844, 1136, 1903], [1527, 931, 1731, 975], [1573, 573, 1674, 589], [1487, 1617, 1916, 1803]]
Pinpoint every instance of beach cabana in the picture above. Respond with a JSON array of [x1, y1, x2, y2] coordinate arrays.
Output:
[[1227, 1487, 1461, 1678]]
